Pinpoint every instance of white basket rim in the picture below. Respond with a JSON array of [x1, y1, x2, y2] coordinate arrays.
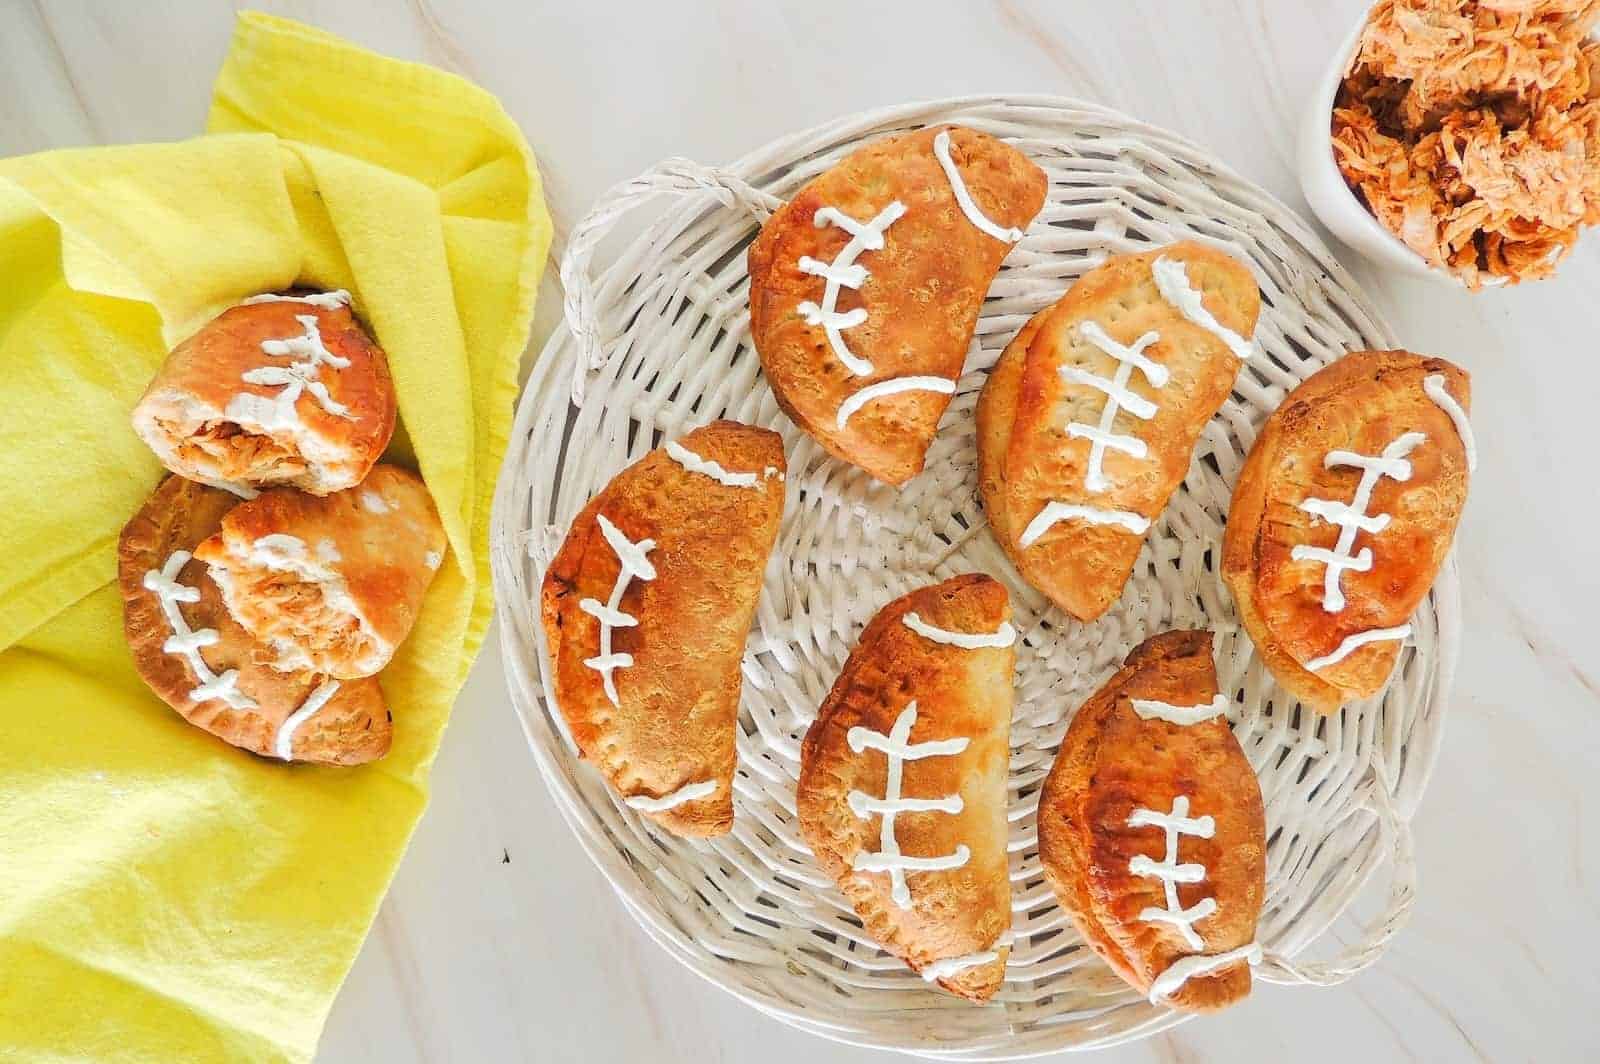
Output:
[[490, 92, 1457, 1058]]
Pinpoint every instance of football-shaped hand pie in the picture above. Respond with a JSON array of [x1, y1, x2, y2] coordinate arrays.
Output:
[[1223, 350, 1473, 711], [979, 242, 1259, 621], [193, 464, 446, 680], [118, 476, 391, 765], [541, 421, 786, 838], [132, 290, 397, 496], [749, 125, 1047, 486], [1038, 630, 1265, 1012], [797, 575, 1016, 1001]]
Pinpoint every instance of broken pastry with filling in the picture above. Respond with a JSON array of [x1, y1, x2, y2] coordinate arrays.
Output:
[[132, 290, 396, 496], [193, 464, 446, 680], [119, 475, 391, 764]]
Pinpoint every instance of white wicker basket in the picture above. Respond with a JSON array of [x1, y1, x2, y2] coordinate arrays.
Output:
[[490, 95, 1453, 1057]]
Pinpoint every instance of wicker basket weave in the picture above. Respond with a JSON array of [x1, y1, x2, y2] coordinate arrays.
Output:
[[489, 95, 1452, 1057]]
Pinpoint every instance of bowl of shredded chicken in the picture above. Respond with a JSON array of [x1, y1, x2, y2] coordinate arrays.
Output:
[[1315, 0, 1600, 288]]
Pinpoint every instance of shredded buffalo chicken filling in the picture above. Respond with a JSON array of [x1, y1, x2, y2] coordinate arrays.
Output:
[[231, 563, 377, 675], [1333, 0, 1600, 286], [167, 416, 308, 483]]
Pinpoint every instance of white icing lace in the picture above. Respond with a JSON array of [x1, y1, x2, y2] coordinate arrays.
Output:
[[797, 200, 962, 436], [663, 441, 777, 490], [224, 313, 354, 431], [1292, 431, 1426, 613], [835, 375, 956, 430], [1020, 254, 1256, 551], [901, 611, 1016, 649], [1065, 321, 1169, 493], [921, 930, 1016, 982], [1422, 373, 1477, 472], [143, 550, 256, 711], [798, 203, 906, 376], [932, 130, 1025, 243], [846, 701, 971, 908], [1150, 256, 1254, 362], [624, 778, 716, 813], [579, 515, 657, 706], [1131, 695, 1229, 726], [1018, 501, 1149, 548], [1127, 796, 1217, 952], [275, 680, 341, 762], [1148, 942, 1262, 1004], [1302, 624, 1413, 673]]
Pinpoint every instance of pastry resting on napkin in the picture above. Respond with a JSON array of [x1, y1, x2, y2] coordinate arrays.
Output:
[[0, 13, 550, 1062]]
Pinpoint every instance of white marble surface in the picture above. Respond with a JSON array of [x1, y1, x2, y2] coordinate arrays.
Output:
[[5, 1, 1599, 1061]]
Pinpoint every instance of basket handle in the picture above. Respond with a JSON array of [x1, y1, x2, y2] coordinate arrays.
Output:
[[560, 158, 783, 405], [1257, 752, 1417, 987]]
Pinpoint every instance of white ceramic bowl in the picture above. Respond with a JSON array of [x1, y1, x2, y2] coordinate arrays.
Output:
[[1297, 13, 1480, 285]]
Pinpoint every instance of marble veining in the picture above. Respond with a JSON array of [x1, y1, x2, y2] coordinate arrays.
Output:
[[7, 3, 1594, 1063]]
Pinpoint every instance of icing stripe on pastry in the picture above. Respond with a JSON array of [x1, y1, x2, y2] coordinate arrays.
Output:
[[1131, 694, 1230, 726], [932, 130, 1026, 243], [1019, 501, 1150, 548], [835, 375, 957, 430], [144, 550, 257, 711], [1151, 256, 1255, 362], [1302, 624, 1412, 672], [902, 611, 1017, 649], [849, 792, 962, 816], [1128, 796, 1218, 952], [225, 313, 355, 431], [580, 514, 658, 706], [664, 441, 779, 490], [241, 289, 352, 310], [1066, 322, 1169, 492], [275, 679, 341, 761], [797, 202, 907, 376], [1291, 432, 1426, 613], [846, 701, 972, 908], [1062, 361, 1158, 417], [921, 930, 1016, 982], [624, 778, 716, 813], [1148, 942, 1262, 1004], [1423, 374, 1477, 472]]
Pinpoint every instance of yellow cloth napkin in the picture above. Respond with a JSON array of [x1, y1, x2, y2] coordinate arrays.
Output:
[[0, 13, 550, 1062]]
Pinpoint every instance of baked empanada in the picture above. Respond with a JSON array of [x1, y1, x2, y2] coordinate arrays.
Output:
[[541, 421, 786, 837], [1222, 350, 1473, 710], [193, 464, 446, 680], [118, 475, 391, 765], [749, 125, 1047, 485], [978, 242, 1260, 620], [797, 575, 1016, 1001], [1038, 630, 1265, 1012], [132, 290, 396, 496]]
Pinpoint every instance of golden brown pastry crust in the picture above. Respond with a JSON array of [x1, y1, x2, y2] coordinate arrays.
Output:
[[541, 421, 786, 838], [749, 125, 1046, 486], [978, 242, 1260, 621], [131, 292, 396, 495], [193, 465, 445, 680], [1037, 631, 1265, 1013], [118, 476, 390, 765], [1222, 350, 1472, 711], [797, 575, 1015, 1002]]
